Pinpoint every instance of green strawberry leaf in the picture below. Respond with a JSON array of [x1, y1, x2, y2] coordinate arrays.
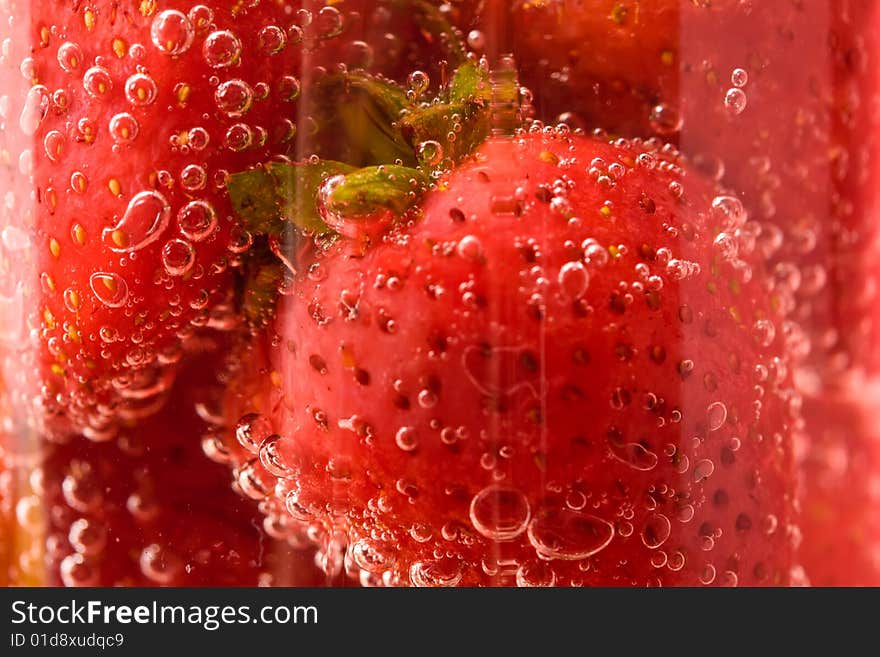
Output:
[[313, 72, 417, 167], [232, 237, 285, 329], [449, 60, 491, 103], [228, 161, 355, 236], [324, 165, 430, 218], [400, 100, 490, 170]]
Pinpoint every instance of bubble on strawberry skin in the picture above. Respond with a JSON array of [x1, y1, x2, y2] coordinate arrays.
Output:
[[215, 79, 254, 117], [19, 84, 49, 136], [724, 87, 748, 116], [108, 112, 139, 144], [89, 272, 129, 308], [103, 190, 171, 252], [527, 507, 615, 560], [640, 513, 672, 549], [203, 30, 242, 68], [409, 558, 463, 587], [731, 67, 749, 88], [558, 261, 590, 299], [258, 25, 287, 55], [394, 426, 419, 452], [711, 194, 747, 229], [456, 235, 484, 262], [151, 10, 195, 57], [516, 561, 557, 587], [350, 539, 396, 574], [469, 485, 531, 541], [236, 413, 273, 453], [707, 401, 728, 431], [140, 544, 184, 584], [178, 200, 218, 242], [56, 41, 83, 73], [608, 439, 659, 471], [258, 434, 292, 478], [466, 30, 486, 51], [125, 72, 158, 106]]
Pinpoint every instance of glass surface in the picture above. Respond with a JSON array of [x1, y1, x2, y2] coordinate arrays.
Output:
[[0, 0, 878, 587]]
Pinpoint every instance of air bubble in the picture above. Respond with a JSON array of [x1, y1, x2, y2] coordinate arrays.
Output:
[[151, 10, 195, 56], [57, 42, 83, 72], [558, 261, 589, 299], [104, 191, 171, 252], [89, 272, 129, 308], [224, 123, 253, 152], [724, 88, 747, 116], [259, 25, 287, 54], [236, 413, 272, 453], [60, 554, 98, 587], [19, 85, 49, 136], [527, 508, 614, 560], [456, 235, 484, 262], [731, 68, 748, 88], [178, 200, 217, 241], [649, 103, 682, 135], [469, 486, 531, 541], [276, 75, 301, 102], [640, 513, 672, 549], [203, 30, 242, 68], [109, 113, 139, 144], [215, 79, 254, 117], [43, 131, 64, 162], [711, 195, 746, 229], [753, 319, 776, 347], [410, 558, 462, 587], [259, 435, 292, 478], [125, 73, 158, 106], [351, 539, 396, 574], [417, 139, 443, 166], [395, 426, 419, 452], [161, 239, 195, 277], [180, 164, 207, 191], [707, 401, 727, 431], [140, 544, 183, 584], [516, 561, 556, 587], [693, 459, 715, 482], [68, 518, 107, 555]]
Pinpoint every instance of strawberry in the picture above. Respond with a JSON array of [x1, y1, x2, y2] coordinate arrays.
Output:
[[220, 56, 801, 585], [41, 334, 329, 587], [482, 0, 880, 588], [6, 0, 458, 441]]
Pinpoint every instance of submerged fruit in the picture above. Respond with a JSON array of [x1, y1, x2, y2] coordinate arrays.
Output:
[[225, 131, 801, 586]]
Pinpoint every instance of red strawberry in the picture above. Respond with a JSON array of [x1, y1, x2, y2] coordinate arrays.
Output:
[[224, 127, 801, 586], [41, 334, 329, 587], [484, 0, 880, 588], [6, 0, 457, 441]]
